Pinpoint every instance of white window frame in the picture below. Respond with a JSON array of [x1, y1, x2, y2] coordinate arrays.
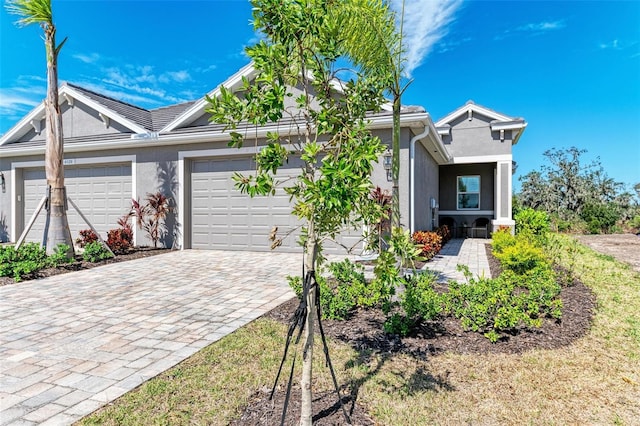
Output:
[[457, 175, 480, 210]]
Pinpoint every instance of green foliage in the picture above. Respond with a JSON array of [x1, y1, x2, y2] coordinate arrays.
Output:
[[518, 147, 633, 232], [384, 273, 441, 336], [287, 258, 395, 321], [48, 244, 73, 267], [388, 227, 424, 269], [493, 238, 547, 275], [491, 228, 516, 255], [515, 208, 550, 236], [0, 243, 47, 281], [82, 241, 113, 263], [442, 265, 561, 341], [580, 202, 621, 234]]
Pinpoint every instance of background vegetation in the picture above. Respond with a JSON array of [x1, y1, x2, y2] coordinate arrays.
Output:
[[517, 147, 639, 234]]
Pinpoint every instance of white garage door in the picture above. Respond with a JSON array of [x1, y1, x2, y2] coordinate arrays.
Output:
[[23, 164, 132, 244], [190, 157, 364, 254], [191, 157, 303, 251]]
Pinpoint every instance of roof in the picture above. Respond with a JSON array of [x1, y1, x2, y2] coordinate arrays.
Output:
[[65, 83, 154, 131], [434, 100, 527, 144]]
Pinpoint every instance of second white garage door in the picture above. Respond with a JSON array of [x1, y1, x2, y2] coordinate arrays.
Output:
[[190, 156, 365, 254], [191, 157, 303, 251]]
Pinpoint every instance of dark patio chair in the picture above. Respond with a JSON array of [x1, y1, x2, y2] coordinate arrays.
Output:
[[471, 217, 490, 238]]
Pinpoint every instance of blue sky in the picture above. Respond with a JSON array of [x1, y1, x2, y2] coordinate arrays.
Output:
[[1, 0, 639, 191]]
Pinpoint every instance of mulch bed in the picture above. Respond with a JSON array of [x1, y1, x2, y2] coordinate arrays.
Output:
[[0, 247, 171, 287], [236, 243, 597, 425]]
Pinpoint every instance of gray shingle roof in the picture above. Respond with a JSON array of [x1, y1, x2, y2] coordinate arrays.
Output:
[[151, 102, 195, 131], [66, 83, 154, 131]]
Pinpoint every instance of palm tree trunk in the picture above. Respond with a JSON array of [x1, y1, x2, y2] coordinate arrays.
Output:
[[43, 22, 73, 256]]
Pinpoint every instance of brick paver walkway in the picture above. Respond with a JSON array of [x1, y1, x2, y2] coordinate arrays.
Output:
[[0, 250, 300, 425], [426, 237, 492, 282]]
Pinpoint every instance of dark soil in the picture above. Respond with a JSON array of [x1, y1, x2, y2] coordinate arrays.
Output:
[[0, 247, 171, 287], [238, 244, 597, 425]]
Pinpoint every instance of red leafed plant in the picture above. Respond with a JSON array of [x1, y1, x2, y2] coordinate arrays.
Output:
[[129, 192, 172, 248], [412, 230, 443, 260], [436, 224, 452, 244], [107, 215, 134, 254], [76, 229, 98, 248]]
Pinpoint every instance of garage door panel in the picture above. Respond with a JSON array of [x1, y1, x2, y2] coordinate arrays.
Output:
[[191, 157, 301, 251], [23, 164, 131, 244], [190, 156, 362, 254]]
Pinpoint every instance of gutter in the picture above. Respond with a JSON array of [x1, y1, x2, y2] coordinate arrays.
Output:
[[409, 116, 451, 234], [410, 126, 430, 234]]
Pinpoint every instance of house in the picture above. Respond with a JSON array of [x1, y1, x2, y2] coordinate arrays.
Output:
[[0, 63, 526, 252]]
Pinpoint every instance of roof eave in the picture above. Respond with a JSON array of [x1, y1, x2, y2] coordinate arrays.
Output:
[[160, 62, 257, 133]]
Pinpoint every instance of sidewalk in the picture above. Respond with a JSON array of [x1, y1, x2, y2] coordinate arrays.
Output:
[[426, 238, 492, 282]]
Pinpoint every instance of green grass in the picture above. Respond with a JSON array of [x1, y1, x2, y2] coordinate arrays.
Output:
[[78, 234, 640, 425]]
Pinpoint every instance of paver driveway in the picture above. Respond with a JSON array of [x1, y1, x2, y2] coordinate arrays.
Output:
[[0, 250, 300, 425]]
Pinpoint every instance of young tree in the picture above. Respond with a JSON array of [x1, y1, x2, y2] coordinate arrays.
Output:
[[7, 0, 73, 255], [338, 0, 406, 228], [207, 1, 393, 423]]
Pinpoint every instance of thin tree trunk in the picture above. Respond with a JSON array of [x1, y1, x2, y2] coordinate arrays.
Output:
[[300, 224, 317, 426], [391, 94, 401, 229], [44, 23, 73, 256]]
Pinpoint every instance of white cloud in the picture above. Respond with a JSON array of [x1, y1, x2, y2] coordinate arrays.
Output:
[[0, 87, 43, 115], [73, 52, 101, 64], [390, 0, 463, 77], [518, 21, 566, 32]]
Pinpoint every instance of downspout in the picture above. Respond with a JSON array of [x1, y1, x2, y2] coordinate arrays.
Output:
[[409, 124, 430, 234]]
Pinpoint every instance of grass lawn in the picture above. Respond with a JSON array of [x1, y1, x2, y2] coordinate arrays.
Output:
[[78, 234, 640, 425]]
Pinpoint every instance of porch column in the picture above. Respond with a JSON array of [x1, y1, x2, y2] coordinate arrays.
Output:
[[492, 158, 515, 233]]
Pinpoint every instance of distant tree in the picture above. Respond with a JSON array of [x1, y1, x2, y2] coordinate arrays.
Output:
[[518, 147, 633, 232], [7, 0, 73, 255], [206, 1, 393, 423]]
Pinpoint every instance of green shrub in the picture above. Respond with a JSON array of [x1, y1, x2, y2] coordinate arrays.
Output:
[[493, 238, 547, 275], [515, 207, 550, 236], [491, 228, 516, 255], [0, 243, 48, 281], [384, 273, 442, 336], [0, 245, 17, 277], [82, 242, 113, 263], [48, 244, 74, 267], [580, 202, 620, 234]]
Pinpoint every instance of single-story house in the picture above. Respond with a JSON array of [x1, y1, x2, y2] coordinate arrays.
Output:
[[0, 63, 526, 252]]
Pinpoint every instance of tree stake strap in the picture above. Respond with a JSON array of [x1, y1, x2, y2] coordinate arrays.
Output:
[[270, 269, 351, 425]]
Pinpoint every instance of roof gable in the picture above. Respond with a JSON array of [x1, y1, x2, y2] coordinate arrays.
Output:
[[435, 100, 515, 126], [161, 62, 257, 133], [435, 100, 527, 145], [0, 84, 151, 146]]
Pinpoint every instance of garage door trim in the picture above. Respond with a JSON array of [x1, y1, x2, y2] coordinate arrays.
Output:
[[11, 155, 136, 244]]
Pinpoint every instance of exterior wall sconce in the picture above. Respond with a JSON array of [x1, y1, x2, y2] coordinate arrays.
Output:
[[0, 172, 5, 193], [383, 149, 392, 181]]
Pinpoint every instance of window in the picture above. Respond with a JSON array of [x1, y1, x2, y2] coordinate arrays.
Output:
[[457, 176, 480, 210]]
